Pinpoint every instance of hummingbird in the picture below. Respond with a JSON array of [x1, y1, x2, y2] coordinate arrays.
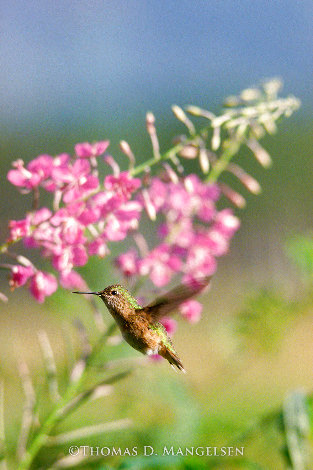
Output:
[[73, 277, 210, 372]]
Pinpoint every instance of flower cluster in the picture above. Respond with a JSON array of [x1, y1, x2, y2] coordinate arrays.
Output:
[[6, 142, 142, 302], [4, 142, 240, 321], [116, 174, 240, 322], [5, 79, 295, 314]]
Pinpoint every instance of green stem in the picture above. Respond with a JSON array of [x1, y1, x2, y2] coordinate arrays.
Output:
[[130, 125, 209, 177], [206, 139, 242, 184], [131, 141, 185, 176], [17, 324, 116, 470]]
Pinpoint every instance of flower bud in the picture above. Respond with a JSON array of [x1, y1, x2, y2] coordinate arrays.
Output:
[[179, 145, 198, 159], [247, 139, 272, 167], [220, 183, 246, 208]]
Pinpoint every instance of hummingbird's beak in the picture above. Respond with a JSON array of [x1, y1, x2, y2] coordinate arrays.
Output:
[[72, 291, 100, 295]]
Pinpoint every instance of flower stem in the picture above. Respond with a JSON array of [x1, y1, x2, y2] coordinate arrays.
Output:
[[17, 324, 117, 470], [206, 138, 242, 184], [131, 141, 186, 176]]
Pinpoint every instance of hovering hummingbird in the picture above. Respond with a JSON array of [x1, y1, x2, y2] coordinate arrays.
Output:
[[73, 277, 210, 372]]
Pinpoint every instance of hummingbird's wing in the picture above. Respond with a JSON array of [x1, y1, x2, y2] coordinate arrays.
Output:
[[141, 276, 211, 322]]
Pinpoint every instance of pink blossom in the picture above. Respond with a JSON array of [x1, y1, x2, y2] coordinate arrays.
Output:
[[83, 191, 112, 222], [61, 218, 86, 245], [213, 209, 240, 237], [103, 202, 142, 241], [31, 208, 52, 225], [140, 244, 182, 287], [24, 220, 57, 250], [29, 271, 57, 303], [8, 218, 31, 242], [149, 354, 163, 362], [51, 159, 99, 203], [197, 200, 216, 222], [115, 250, 139, 277], [103, 215, 128, 241], [169, 183, 195, 211], [6, 128, 240, 314], [52, 245, 88, 273], [27, 155, 53, 179], [88, 238, 108, 257], [142, 178, 167, 212], [179, 300, 203, 323], [105, 172, 141, 200], [9, 265, 34, 289], [206, 230, 229, 256], [162, 219, 195, 248], [75, 194, 109, 226], [75, 140, 109, 158], [42, 153, 70, 192], [77, 206, 101, 226], [185, 237, 217, 279], [60, 270, 87, 290], [160, 317, 177, 335], [7, 155, 53, 190], [143, 176, 220, 224], [7, 161, 34, 188], [50, 210, 86, 245]]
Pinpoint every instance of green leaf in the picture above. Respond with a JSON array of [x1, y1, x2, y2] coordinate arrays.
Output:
[[282, 390, 312, 470]]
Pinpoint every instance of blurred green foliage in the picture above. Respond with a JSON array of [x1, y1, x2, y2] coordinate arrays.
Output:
[[286, 235, 313, 279]]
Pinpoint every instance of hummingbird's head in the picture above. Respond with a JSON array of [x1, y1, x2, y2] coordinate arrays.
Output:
[[73, 284, 142, 314]]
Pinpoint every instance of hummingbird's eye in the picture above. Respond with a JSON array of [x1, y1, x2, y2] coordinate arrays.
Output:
[[111, 290, 118, 295]]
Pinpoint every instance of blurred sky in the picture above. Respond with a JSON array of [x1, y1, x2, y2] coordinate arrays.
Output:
[[1, 0, 312, 130]]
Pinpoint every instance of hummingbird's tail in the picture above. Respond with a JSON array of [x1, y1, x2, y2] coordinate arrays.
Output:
[[160, 346, 186, 373]]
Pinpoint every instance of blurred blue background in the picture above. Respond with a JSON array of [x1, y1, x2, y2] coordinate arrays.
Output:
[[1, 0, 312, 130]]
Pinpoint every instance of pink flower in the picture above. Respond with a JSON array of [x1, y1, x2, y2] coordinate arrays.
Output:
[[140, 244, 182, 287], [27, 155, 53, 179], [184, 175, 220, 200], [8, 218, 31, 242], [88, 238, 108, 257], [9, 265, 34, 289], [60, 270, 87, 290], [7, 156, 53, 190], [162, 219, 195, 248], [150, 354, 163, 362], [30, 208, 52, 225], [206, 230, 229, 256], [167, 185, 193, 218], [141, 178, 167, 213], [160, 317, 177, 335], [143, 176, 220, 225], [51, 159, 99, 203], [197, 200, 216, 222], [105, 172, 141, 200], [213, 209, 240, 237], [179, 300, 203, 323], [29, 271, 57, 303], [82, 191, 112, 222], [103, 202, 142, 241], [52, 245, 88, 272], [75, 140, 109, 158], [51, 210, 86, 245], [185, 236, 217, 278], [115, 250, 139, 277], [42, 154, 70, 192]]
